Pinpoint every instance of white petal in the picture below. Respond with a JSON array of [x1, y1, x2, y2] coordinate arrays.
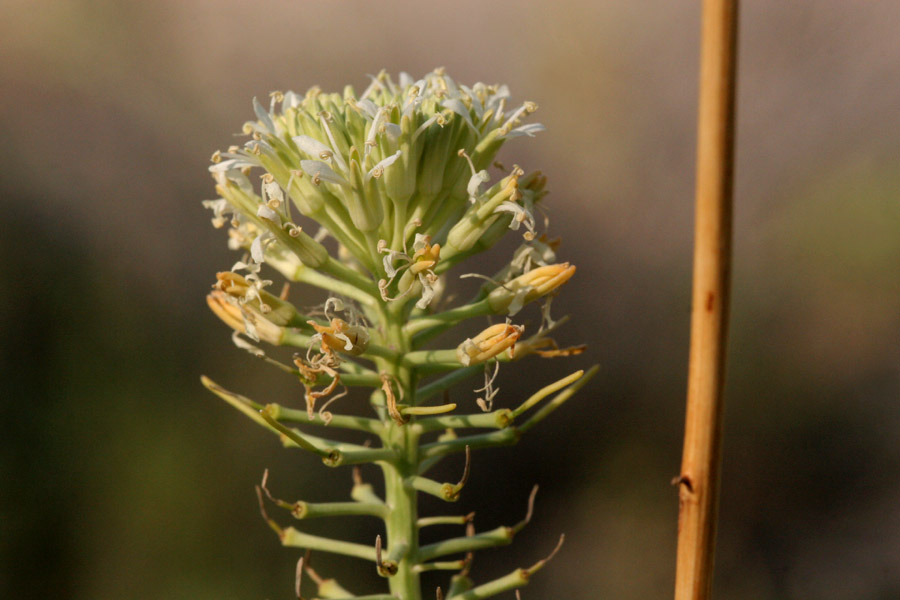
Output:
[[442, 98, 476, 132], [231, 171, 255, 194], [467, 170, 490, 201], [457, 339, 476, 366], [412, 233, 430, 252], [324, 297, 345, 315], [263, 180, 284, 203], [486, 85, 511, 115], [442, 74, 460, 98], [411, 114, 440, 142], [293, 135, 334, 160], [493, 201, 535, 233], [502, 123, 546, 139], [257, 204, 281, 224], [459, 84, 484, 120], [333, 332, 354, 352], [300, 160, 349, 187], [356, 99, 379, 119], [360, 75, 383, 100], [365, 150, 402, 182], [402, 95, 422, 118], [231, 260, 258, 273], [381, 249, 408, 278], [383, 123, 402, 141], [318, 117, 349, 174], [253, 97, 277, 134], [365, 108, 386, 155], [382, 254, 397, 278], [416, 273, 436, 310], [209, 157, 256, 173], [202, 198, 231, 218], [282, 91, 302, 108], [232, 331, 264, 356], [507, 288, 530, 316], [250, 232, 271, 263], [241, 310, 260, 342]]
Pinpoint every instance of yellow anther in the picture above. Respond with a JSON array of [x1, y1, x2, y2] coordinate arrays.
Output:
[[308, 318, 369, 356], [409, 241, 441, 276]]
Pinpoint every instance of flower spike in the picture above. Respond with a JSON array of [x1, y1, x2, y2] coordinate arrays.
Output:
[[202, 69, 595, 600]]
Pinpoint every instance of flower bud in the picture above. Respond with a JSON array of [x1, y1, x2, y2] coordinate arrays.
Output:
[[487, 263, 576, 315], [214, 272, 302, 327], [446, 168, 522, 255], [456, 322, 524, 366], [262, 218, 330, 270], [382, 114, 419, 204], [417, 112, 463, 198], [207, 291, 284, 345], [345, 156, 385, 232]]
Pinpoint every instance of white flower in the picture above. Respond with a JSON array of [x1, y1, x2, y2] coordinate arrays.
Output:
[[467, 170, 490, 203], [300, 160, 349, 187], [202, 198, 233, 228], [365, 107, 387, 154], [494, 200, 536, 240], [502, 123, 546, 139], [442, 98, 477, 132], [206, 69, 546, 283], [293, 135, 338, 163], [250, 231, 274, 263], [366, 151, 402, 182], [252, 97, 277, 135], [209, 157, 257, 173]]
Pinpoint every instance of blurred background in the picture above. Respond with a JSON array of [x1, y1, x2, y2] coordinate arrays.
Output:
[[1, 1, 899, 598]]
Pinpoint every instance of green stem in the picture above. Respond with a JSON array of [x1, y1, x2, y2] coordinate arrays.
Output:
[[268, 403, 383, 433], [381, 457, 420, 599], [294, 266, 378, 307], [320, 256, 381, 297], [445, 570, 527, 600], [421, 429, 519, 460], [415, 366, 483, 403], [417, 515, 471, 528], [281, 526, 377, 561], [416, 410, 513, 432], [418, 526, 513, 562], [376, 302, 423, 600], [293, 500, 388, 520], [404, 299, 493, 337], [402, 349, 461, 371]]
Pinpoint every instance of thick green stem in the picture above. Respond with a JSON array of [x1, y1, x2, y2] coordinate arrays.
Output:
[[377, 303, 422, 600], [381, 459, 420, 599]]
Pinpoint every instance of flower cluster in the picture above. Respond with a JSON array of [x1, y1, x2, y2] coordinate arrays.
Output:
[[202, 69, 594, 600]]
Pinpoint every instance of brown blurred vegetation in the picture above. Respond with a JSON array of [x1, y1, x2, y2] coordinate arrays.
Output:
[[1, 1, 899, 599]]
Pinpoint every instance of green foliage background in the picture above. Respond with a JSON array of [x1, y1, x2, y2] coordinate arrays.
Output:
[[1, 2, 899, 599]]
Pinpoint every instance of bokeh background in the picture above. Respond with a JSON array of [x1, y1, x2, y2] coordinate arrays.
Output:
[[2, 1, 899, 599]]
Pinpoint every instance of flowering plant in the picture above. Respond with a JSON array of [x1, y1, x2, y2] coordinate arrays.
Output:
[[202, 68, 595, 600]]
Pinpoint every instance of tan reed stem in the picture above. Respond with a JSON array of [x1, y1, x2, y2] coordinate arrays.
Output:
[[674, 1, 739, 599]]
